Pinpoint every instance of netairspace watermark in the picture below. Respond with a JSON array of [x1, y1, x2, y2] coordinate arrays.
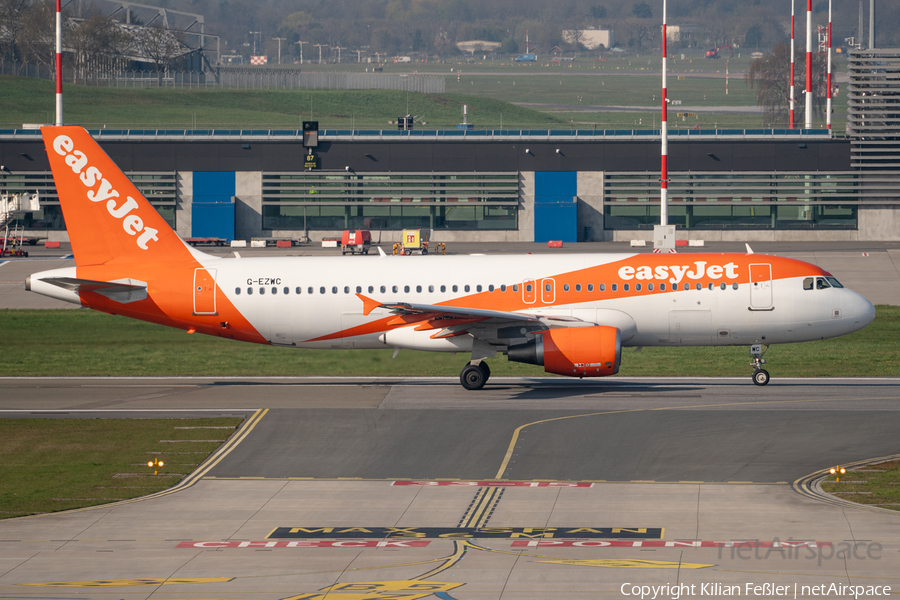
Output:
[[717, 539, 883, 567], [620, 583, 891, 600]]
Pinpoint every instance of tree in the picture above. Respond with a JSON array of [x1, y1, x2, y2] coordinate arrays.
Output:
[[590, 5, 607, 20], [67, 12, 125, 84], [133, 23, 185, 86], [745, 24, 763, 49], [746, 42, 827, 127], [632, 2, 652, 19]]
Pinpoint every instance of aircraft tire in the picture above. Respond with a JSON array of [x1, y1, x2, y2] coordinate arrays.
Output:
[[480, 361, 491, 382], [460, 364, 487, 390], [752, 369, 770, 386]]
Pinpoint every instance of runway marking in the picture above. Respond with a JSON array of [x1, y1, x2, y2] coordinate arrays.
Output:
[[494, 395, 900, 479], [533, 558, 713, 568], [267, 526, 663, 539], [21, 578, 233, 587], [457, 487, 503, 528]]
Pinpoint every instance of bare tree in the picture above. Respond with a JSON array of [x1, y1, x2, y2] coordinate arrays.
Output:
[[747, 42, 827, 127], [16, 0, 55, 69], [134, 23, 185, 86], [0, 0, 30, 66], [67, 12, 125, 84]]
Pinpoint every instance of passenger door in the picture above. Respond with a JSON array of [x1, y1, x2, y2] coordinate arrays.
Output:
[[749, 263, 773, 310]]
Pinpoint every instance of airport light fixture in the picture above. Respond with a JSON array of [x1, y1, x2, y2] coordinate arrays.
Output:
[[830, 465, 846, 481], [148, 457, 165, 475]]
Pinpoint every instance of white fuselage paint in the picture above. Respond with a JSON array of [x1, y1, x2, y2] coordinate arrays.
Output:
[[189, 253, 873, 351]]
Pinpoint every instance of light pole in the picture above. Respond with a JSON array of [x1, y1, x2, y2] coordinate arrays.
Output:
[[272, 37, 286, 64], [315, 44, 326, 64], [295, 40, 305, 64], [249, 31, 260, 55]]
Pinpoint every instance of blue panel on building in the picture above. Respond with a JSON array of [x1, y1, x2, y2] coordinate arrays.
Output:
[[194, 171, 235, 200], [535, 171, 576, 199], [535, 199, 577, 243], [534, 172, 577, 242], [192, 200, 235, 240]]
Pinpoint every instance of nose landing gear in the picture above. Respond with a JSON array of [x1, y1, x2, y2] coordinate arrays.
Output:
[[460, 360, 491, 390], [750, 344, 770, 386]]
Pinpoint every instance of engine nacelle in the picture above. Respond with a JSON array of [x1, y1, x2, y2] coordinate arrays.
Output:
[[507, 325, 621, 377]]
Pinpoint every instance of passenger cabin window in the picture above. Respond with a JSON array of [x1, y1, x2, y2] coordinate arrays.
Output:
[[500, 285, 507, 292], [488, 285, 494, 292], [648, 283, 654, 291], [563, 284, 570, 292], [453, 285, 458, 292], [404, 285, 410, 293], [272, 287, 277, 295], [660, 283, 666, 291], [368, 286, 374, 293], [429, 285, 434, 293], [465, 285, 470, 292], [344, 286, 350, 294], [600, 284, 606, 291], [308, 287, 313, 294], [235, 287, 241, 295], [635, 284, 642, 291], [720, 283, 726, 290], [356, 286, 362, 293], [260, 287, 265, 295], [525, 284, 532, 292], [623, 284, 630, 291], [296, 287, 302, 294], [732, 282, 739, 290], [416, 285, 422, 293], [477, 285, 483, 292], [284, 287, 289, 294], [512, 284, 519, 292], [392, 285, 398, 293], [696, 283, 702, 290], [587, 284, 593, 292], [381, 286, 386, 293], [320, 287, 326, 294], [611, 284, 617, 291], [441, 285, 446, 292], [247, 287, 253, 295]]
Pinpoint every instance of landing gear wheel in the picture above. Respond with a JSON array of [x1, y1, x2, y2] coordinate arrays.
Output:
[[752, 369, 770, 386], [480, 361, 491, 382], [460, 364, 487, 390]]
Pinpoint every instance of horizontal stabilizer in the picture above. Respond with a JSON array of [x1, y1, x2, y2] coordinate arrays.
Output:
[[42, 277, 148, 304]]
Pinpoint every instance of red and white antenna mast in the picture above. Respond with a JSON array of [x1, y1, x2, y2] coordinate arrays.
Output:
[[660, 0, 668, 227], [826, 0, 833, 129], [526, 30, 529, 54], [790, 0, 795, 129], [805, 0, 813, 129], [55, 0, 63, 126]]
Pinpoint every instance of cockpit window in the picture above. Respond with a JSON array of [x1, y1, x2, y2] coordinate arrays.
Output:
[[816, 277, 831, 290], [826, 277, 844, 288], [803, 277, 814, 291]]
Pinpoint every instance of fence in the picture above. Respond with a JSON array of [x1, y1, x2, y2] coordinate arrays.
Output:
[[1, 60, 445, 93]]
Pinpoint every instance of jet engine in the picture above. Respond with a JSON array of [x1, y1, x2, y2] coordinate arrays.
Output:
[[507, 325, 621, 377]]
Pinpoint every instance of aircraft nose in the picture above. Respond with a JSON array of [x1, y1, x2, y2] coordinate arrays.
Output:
[[848, 291, 876, 330]]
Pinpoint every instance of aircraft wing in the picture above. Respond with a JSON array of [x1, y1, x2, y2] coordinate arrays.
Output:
[[357, 293, 584, 324]]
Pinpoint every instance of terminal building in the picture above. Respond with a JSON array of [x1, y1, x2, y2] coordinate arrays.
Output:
[[2, 50, 900, 243]]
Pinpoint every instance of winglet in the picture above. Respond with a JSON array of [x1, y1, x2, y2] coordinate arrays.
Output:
[[745, 243, 754, 255], [356, 293, 383, 316]]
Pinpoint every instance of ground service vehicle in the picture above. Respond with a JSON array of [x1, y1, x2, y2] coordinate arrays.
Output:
[[515, 54, 537, 62], [341, 230, 372, 255], [27, 127, 876, 390]]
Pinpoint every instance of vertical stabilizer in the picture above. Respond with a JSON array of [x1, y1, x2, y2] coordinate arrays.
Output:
[[41, 126, 190, 266]]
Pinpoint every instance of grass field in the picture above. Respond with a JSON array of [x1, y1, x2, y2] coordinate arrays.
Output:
[[0, 307, 896, 378], [820, 460, 900, 511], [1, 54, 844, 131], [0, 417, 242, 518], [0, 75, 563, 130]]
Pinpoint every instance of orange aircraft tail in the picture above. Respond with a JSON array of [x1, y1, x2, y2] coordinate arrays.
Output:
[[41, 126, 190, 266]]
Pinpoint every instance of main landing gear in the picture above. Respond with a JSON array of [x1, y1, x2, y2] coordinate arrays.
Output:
[[460, 361, 491, 390], [750, 344, 770, 386]]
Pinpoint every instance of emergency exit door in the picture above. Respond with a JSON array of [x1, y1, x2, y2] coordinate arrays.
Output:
[[193, 268, 218, 315], [749, 263, 773, 310]]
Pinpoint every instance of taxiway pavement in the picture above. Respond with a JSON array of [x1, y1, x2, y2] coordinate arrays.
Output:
[[1, 377, 899, 599]]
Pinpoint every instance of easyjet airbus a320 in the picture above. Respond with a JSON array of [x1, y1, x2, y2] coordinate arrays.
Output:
[[28, 127, 876, 389]]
